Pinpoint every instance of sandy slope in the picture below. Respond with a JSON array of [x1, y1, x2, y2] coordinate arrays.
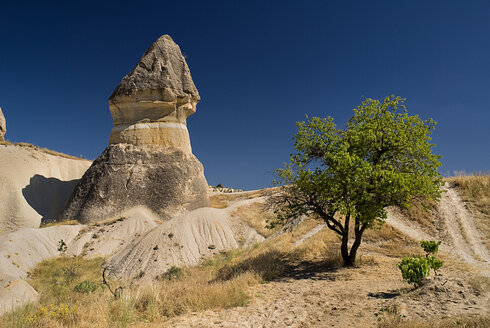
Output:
[[0, 225, 83, 313], [0, 200, 264, 313], [438, 184, 490, 265], [0, 208, 162, 314], [107, 206, 265, 280], [0, 144, 91, 233], [386, 184, 489, 273]]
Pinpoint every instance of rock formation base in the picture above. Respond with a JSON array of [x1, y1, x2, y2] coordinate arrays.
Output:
[[59, 143, 209, 224]]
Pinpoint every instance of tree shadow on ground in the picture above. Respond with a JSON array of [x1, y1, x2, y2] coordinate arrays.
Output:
[[22, 174, 80, 223], [368, 291, 401, 299], [283, 259, 340, 281], [214, 249, 342, 283]]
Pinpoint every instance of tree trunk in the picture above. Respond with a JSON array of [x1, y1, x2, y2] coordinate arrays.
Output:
[[340, 213, 354, 266], [347, 233, 363, 266], [341, 232, 352, 266], [340, 217, 365, 267]]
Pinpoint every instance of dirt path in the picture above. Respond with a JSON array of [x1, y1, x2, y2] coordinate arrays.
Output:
[[386, 185, 489, 274], [438, 184, 490, 265], [385, 207, 433, 242]]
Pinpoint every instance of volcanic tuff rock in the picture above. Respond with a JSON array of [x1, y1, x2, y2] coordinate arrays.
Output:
[[108, 34, 199, 151], [59, 35, 209, 224], [61, 144, 208, 223], [0, 107, 5, 141]]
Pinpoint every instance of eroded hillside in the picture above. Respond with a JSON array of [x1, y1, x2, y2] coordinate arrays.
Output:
[[1, 178, 488, 327]]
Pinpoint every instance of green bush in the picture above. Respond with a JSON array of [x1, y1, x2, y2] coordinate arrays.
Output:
[[398, 240, 443, 287], [74, 280, 98, 293], [427, 256, 443, 273], [420, 240, 441, 254], [397, 256, 431, 286]]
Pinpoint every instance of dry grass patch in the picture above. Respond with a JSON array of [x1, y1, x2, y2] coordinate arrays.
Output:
[[39, 220, 80, 228], [400, 199, 439, 234], [232, 202, 279, 237], [210, 187, 280, 210], [209, 194, 229, 208], [446, 175, 490, 216], [1, 242, 287, 327]]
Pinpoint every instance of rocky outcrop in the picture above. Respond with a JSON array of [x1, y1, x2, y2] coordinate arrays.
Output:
[[0, 107, 6, 141], [61, 144, 208, 223], [108, 35, 199, 152], [60, 35, 209, 224]]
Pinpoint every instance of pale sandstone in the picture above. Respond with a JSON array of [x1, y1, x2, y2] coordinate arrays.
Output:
[[109, 122, 192, 153], [0, 107, 5, 141], [108, 34, 199, 149], [0, 145, 91, 232]]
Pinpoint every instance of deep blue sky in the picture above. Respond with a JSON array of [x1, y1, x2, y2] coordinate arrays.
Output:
[[1, 1, 489, 190]]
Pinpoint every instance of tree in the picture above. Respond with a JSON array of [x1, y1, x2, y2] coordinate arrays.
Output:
[[272, 96, 443, 266]]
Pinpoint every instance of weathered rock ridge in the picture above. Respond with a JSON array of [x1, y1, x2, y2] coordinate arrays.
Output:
[[59, 35, 209, 224], [0, 107, 6, 141]]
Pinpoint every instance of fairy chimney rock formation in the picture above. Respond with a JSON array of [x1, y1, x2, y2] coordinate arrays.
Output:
[[0, 107, 6, 141], [59, 35, 209, 224], [108, 35, 199, 152]]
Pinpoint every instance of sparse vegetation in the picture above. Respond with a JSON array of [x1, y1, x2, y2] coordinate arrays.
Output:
[[40, 219, 80, 228], [0, 218, 343, 327], [1, 205, 488, 327], [159, 266, 183, 281], [74, 280, 98, 294], [57, 239, 67, 255], [232, 202, 279, 237]]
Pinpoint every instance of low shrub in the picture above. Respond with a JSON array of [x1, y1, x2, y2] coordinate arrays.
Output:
[[160, 266, 183, 281], [74, 280, 98, 293], [397, 256, 431, 286], [398, 240, 443, 287]]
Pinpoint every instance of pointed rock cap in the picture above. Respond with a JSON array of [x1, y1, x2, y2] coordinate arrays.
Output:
[[0, 107, 6, 141], [109, 35, 200, 105]]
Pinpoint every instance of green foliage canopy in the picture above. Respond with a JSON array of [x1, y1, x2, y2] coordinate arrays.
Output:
[[273, 95, 443, 265]]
